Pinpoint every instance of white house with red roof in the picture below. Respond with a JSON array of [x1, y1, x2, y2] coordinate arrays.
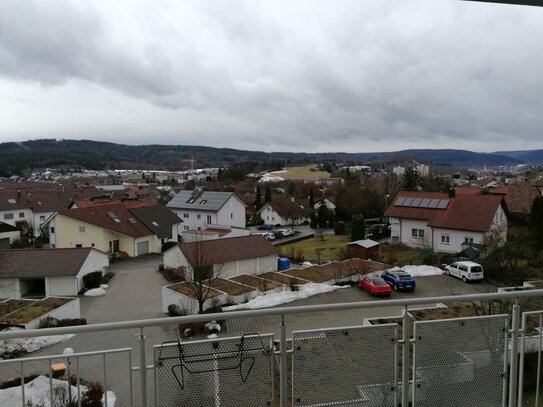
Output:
[[384, 191, 508, 254]]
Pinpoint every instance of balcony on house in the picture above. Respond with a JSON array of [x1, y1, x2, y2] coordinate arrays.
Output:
[[1, 289, 543, 406]]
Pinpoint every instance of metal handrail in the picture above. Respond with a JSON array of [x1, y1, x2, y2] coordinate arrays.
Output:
[[1, 288, 542, 340]]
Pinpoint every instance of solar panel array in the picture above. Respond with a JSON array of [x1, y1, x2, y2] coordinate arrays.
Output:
[[395, 197, 449, 209]]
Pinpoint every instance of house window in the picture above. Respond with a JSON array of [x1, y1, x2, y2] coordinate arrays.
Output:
[[441, 235, 450, 244], [465, 237, 474, 244], [197, 214, 201, 219], [184, 226, 189, 231], [19, 212, 24, 218], [230, 213, 233, 219], [79, 226, 86, 233], [411, 229, 424, 238], [183, 213, 189, 218], [3, 213, 13, 220], [272, 217, 275, 222], [50, 227, 55, 234], [75, 244, 82, 248], [39, 216, 45, 222], [207, 215, 212, 224], [268, 207, 271, 211]]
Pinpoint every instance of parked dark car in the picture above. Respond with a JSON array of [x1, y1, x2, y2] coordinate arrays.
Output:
[[364, 223, 388, 239], [358, 275, 392, 296], [381, 269, 416, 291], [273, 230, 284, 239], [257, 224, 273, 231]]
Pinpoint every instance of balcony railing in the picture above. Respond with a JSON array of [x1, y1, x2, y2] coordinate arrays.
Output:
[[1, 289, 543, 406]]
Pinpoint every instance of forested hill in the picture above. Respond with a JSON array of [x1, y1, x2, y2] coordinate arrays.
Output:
[[0, 139, 540, 176]]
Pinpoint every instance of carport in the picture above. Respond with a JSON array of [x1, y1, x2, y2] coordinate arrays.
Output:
[[19, 278, 46, 298]]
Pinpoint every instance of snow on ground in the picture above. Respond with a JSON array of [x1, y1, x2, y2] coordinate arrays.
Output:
[[0, 375, 116, 406], [260, 174, 284, 182], [223, 283, 349, 311], [0, 328, 74, 359], [84, 287, 106, 297], [389, 265, 444, 277]]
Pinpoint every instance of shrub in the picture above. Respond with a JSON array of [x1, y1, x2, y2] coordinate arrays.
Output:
[[0, 374, 39, 389], [167, 304, 187, 317], [57, 318, 87, 327], [83, 271, 103, 289], [159, 267, 185, 283], [101, 271, 115, 284], [81, 382, 104, 407], [39, 316, 59, 328]]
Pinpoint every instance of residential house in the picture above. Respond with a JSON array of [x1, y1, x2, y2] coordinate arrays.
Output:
[[163, 235, 277, 279], [314, 197, 336, 213], [384, 191, 507, 254], [0, 222, 20, 248], [166, 189, 247, 231], [0, 248, 109, 298], [46, 204, 182, 256], [258, 196, 313, 226]]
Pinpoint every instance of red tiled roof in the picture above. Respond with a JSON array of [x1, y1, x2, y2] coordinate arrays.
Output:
[[262, 196, 313, 218], [57, 204, 153, 238], [385, 191, 504, 232], [178, 235, 277, 267]]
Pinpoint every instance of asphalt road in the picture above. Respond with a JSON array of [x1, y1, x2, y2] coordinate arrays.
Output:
[[0, 256, 497, 406]]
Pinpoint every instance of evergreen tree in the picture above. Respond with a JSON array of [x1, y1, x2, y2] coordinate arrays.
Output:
[[255, 184, 262, 210], [265, 186, 272, 203], [309, 188, 315, 209], [351, 214, 366, 241], [403, 167, 422, 191]]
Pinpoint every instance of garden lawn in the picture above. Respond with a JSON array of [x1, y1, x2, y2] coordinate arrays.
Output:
[[279, 235, 350, 263]]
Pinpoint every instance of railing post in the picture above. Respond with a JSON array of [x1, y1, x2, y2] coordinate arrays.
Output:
[[280, 314, 288, 407], [508, 300, 520, 407], [139, 327, 147, 407], [402, 306, 410, 407]]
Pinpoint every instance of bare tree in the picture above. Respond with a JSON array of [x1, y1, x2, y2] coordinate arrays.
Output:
[[176, 238, 227, 314]]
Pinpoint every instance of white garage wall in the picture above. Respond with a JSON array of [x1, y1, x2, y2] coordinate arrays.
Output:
[[76, 249, 110, 292], [46, 276, 78, 297], [0, 278, 20, 299]]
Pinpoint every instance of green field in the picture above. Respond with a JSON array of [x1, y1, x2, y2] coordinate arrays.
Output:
[[272, 165, 330, 180], [278, 235, 350, 262]]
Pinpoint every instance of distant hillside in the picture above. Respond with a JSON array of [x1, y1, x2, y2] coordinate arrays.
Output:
[[493, 149, 543, 165], [0, 139, 540, 177]]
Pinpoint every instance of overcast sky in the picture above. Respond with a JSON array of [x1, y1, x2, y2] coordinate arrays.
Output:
[[0, 0, 542, 153]]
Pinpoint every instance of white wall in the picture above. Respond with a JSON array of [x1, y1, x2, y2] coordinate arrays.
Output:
[[433, 228, 485, 254], [76, 249, 110, 292], [1, 208, 33, 230], [25, 298, 81, 329], [0, 230, 21, 244], [46, 276, 77, 297], [399, 219, 433, 249], [217, 196, 246, 228], [0, 278, 20, 299], [161, 286, 227, 315], [33, 211, 54, 237]]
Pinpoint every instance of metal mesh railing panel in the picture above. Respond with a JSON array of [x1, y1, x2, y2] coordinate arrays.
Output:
[[520, 311, 543, 406], [413, 314, 508, 407], [292, 324, 397, 406], [154, 334, 274, 406]]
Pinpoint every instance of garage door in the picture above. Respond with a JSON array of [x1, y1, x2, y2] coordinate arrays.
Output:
[[0, 238, 9, 249], [137, 241, 149, 255]]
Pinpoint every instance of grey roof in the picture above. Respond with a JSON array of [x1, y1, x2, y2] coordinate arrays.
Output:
[[166, 190, 245, 212], [129, 206, 182, 239], [348, 239, 380, 249], [0, 248, 96, 278]]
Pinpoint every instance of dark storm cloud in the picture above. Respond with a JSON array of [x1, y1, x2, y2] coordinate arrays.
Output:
[[0, 0, 542, 152]]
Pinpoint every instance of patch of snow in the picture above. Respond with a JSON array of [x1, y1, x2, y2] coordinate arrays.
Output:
[[204, 320, 221, 333], [259, 175, 284, 182], [84, 287, 106, 297], [301, 261, 313, 267], [207, 333, 219, 339], [0, 328, 74, 359], [100, 284, 109, 289], [0, 375, 116, 406], [391, 265, 444, 277], [223, 283, 349, 311]]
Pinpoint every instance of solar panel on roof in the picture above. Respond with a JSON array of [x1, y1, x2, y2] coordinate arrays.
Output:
[[128, 217, 137, 224], [437, 199, 449, 209], [419, 199, 431, 208], [404, 197, 414, 206], [411, 198, 422, 207], [428, 199, 440, 208], [395, 197, 406, 206]]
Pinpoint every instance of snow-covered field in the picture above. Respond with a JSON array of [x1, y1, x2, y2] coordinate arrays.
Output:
[[0, 327, 74, 359], [223, 283, 349, 311], [0, 375, 116, 406]]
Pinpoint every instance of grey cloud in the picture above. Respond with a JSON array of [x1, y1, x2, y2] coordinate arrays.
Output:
[[0, 0, 542, 152]]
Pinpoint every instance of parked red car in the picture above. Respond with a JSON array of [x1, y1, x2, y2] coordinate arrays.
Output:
[[358, 275, 392, 296]]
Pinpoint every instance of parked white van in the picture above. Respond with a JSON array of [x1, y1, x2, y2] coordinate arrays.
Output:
[[445, 261, 484, 283]]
